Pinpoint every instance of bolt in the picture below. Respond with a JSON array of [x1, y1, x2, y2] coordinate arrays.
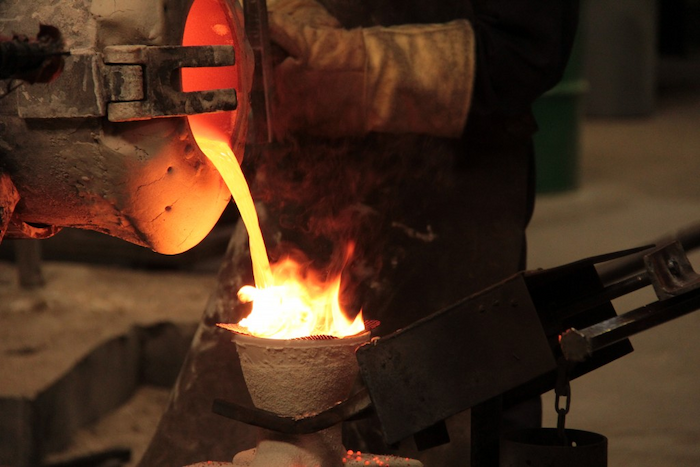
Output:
[[667, 259, 680, 276]]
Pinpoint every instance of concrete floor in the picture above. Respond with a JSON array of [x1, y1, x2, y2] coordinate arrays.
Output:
[[530, 67, 700, 466]]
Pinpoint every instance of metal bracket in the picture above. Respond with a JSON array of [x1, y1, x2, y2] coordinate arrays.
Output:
[[561, 242, 700, 362], [355, 275, 558, 445], [644, 240, 700, 299], [212, 387, 373, 435], [104, 45, 238, 122], [14, 45, 238, 121]]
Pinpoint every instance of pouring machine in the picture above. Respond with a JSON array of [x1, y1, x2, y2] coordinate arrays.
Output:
[[0, 0, 252, 253]]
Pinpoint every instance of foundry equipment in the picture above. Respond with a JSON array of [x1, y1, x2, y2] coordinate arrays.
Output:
[[0, 0, 253, 254], [212, 240, 700, 466]]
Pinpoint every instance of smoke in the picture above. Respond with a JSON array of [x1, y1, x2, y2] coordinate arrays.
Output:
[[245, 133, 457, 318]]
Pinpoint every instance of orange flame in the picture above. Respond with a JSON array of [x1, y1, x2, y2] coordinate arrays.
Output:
[[183, 0, 364, 340], [237, 256, 365, 339], [194, 138, 364, 340]]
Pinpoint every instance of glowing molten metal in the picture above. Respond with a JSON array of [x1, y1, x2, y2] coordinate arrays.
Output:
[[183, 0, 364, 340], [191, 139, 365, 340]]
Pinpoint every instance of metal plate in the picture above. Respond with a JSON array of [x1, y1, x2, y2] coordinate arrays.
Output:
[[356, 275, 556, 444]]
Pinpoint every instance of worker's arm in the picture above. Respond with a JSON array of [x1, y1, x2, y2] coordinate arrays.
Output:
[[467, 0, 580, 116], [268, 0, 476, 138]]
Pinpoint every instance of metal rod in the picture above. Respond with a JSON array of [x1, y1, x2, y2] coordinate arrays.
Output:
[[212, 387, 373, 434], [14, 240, 45, 289], [470, 396, 502, 467], [561, 286, 700, 361], [597, 220, 700, 285], [553, 272, 651, 320]]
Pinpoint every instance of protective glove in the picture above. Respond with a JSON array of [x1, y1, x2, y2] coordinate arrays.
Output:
[[268, 0, 342, 28], [268, 0, 476, 138]]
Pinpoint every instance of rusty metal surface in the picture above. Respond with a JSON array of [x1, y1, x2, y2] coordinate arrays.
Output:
[[355, 275, 556, 445], [0, 0, 252, 256], [105, 64, 144, 102], [14, 45, 238, 121], [0, 24, 66, 84], [105, 45, 238, 122], [5, 221, 62, 240], [16, 53, 105, 118], [3, 172, 62, 241]]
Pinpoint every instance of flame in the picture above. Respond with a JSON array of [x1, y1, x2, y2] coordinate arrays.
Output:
[[183, 0, 364, 340], [237, 253, 365, 340], [194, 138, 364, 340]]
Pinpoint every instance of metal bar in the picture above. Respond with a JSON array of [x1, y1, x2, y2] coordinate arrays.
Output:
[[470, 396, 502, 467], [548, 272, 650, 321], [561, 286, 700, 361], [212, 387, 373, 434], [105, 45, 238, 121]]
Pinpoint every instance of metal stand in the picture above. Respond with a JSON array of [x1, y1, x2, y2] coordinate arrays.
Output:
[[471, 396, 502, 467]]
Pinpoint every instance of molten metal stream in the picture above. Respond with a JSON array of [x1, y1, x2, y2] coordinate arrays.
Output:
[[194, 138, 272, 289], [191, 139, 364, 339], [183, 0, 364, 339]]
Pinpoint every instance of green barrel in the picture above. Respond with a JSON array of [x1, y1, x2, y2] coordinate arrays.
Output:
[[532, 19, 588, 193]]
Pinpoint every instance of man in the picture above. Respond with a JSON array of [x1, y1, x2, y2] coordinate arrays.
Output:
[[139, 1, 578, 464]]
